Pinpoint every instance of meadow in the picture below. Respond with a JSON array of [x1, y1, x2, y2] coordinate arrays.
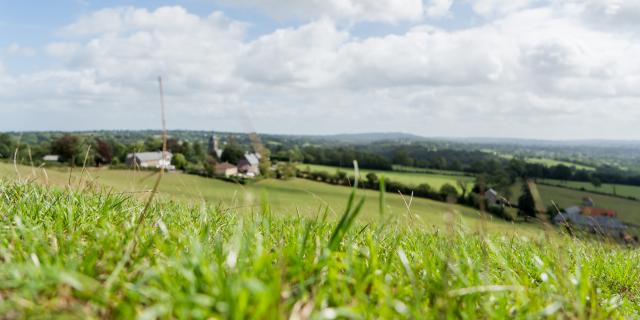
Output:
[[0, 162, 535, 236], [539, 179, 640, 199], [1, 175, 640, 318], [488, 152, 595, 171], [297, 163, 474, 192]]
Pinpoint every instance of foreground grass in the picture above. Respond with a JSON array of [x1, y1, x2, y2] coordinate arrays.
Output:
[[0, 162, 541, 236], [1, 181, 639, 318]]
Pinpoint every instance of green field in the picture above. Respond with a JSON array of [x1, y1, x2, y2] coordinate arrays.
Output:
[[488, 152, 595, 171], [297, 163, 474, 192], [540, 179, 640, 199], [537, 184, 640, 225], [0, 162, 536, 236], [2, 175, 640, 317]]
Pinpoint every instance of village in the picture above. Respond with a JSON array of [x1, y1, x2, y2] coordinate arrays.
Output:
[[117, 133, 263, 178]]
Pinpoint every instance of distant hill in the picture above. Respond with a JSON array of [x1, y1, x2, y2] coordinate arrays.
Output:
[[308, 132, 427, 144]]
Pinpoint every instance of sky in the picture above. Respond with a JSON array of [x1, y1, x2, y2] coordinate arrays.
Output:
[[1, 0, 640, 139]]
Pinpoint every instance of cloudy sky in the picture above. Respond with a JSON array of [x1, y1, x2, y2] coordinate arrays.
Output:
[[1, 0, 639, 139]]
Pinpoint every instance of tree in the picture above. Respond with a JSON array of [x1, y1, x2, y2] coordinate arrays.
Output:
[[456, 179, 468, 198], [517, 184, 536, 219], [366, 172, 378, 187], [439, 183, 459, 200], [275, 162, 296, 180], [221, 140, 244, 164], [173, 153, 188, 170], [203, 155, 218, 177], [51, 135, 80, 164], [95, 139, 113, 165], [416, 183, 432, 197], [590, 176, 602, 189], [191, 142, 204, 162], [0, 134, 16, 159], [551, 164, 572, 182]]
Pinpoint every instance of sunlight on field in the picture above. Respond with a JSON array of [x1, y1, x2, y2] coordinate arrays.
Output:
[[0, 162, 542, 237], [297, 163, 474, 192]]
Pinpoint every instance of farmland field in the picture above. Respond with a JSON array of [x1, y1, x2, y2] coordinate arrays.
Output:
[[0, 162, 536, 236], [297, 163, 474, 192], [537, 184, 640, 225], [487, 152, 595, 171], [539, 179, 640, 199]]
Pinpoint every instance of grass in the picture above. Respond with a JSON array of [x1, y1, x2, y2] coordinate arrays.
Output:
[[1, 179, 639, 318], [297, 163, 474, 192], [539, 179, 640, 200], [0, 162, 538, 236]]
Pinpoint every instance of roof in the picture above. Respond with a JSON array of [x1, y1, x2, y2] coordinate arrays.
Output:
[[127, 151, 172, 162], [485, 189, 498, 197], [565, 206, 581, 215], [581, 207, 617, 217], [215, 162, 236, 170], [554, 212, 626, 231], [244, 153, 260, 166]]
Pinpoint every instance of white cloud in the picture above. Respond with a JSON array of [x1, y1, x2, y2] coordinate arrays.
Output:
[[218, 0, 424, 23], [425, 0, 454, 17], [4, 43, 36, 57], [471, 0, 538, 17], [3, 4, 640, 138]]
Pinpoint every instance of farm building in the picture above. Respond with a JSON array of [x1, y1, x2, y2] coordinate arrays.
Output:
[[553, 210, 626, 236], [126, 151, 174, 170], [237, 153, 260, 177], [215, 162, 237, 177], [485, 188, 510, 207], [563, 205, 617, 217], [42, 155, 60, 162]]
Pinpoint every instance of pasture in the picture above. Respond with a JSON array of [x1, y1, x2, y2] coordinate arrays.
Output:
[[1, 176, 639, 317], [297, 163, 474, 192], [539, 179, 640, 199], [0, 162, 536, 236]]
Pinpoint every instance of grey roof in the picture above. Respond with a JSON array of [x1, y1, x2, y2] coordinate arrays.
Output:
[[553, 211, 626, 231], [565, 206, 581, 215], [127, 151, 172, 162], [244, 153, 260, 166], [485, 189, 498, 197]]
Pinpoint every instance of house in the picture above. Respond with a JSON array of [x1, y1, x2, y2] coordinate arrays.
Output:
[[485, 188, 510, 207], [485, 189, 499, 206], [553, 210, 626, 236], [582, 197, 595, 207], [564, 205, 617, 217], [126, 151, 174, 170], [215, 162, 237, 177], [42, 155, 60, 162], [237, 152, 260, 177]]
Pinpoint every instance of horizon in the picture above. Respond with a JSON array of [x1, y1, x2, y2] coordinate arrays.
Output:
[[5, 128, 640, 143], [2, 1, 640, 139]]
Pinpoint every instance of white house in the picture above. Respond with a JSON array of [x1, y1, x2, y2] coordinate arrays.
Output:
[[42, 155, 60, 162], [485, 188, 499, 206], [237, 152, 260, 177], [215, 162, 238, 177], [126, 151, 174, 170]]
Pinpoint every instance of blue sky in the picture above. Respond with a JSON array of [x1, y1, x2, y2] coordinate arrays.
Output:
[[1, 0, 640, 139]]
